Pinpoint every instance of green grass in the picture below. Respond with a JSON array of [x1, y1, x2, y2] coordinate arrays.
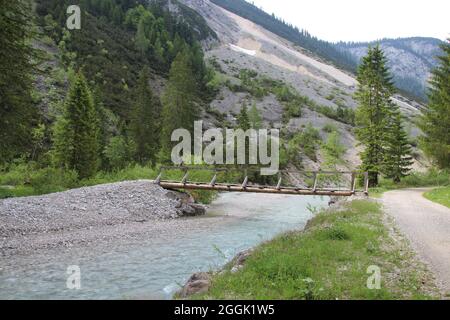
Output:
[[369, 169, 450, 198], [193, 200, 439, 300], [368, 187, 391, 198], [424, 187, 450, 208], [0, 186, 37, 199]]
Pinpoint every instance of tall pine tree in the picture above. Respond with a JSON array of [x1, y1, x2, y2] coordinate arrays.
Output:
[[383, 109, 413, 182], [249, 102, 263, 129], [0, 0, 39, 162], [355, 45, 395, 187], [53, 72, 100, 179], [419, 40, 450, 169], [237, 103, 251, 130], [129, 67, 161, 166], [160, 50, 199, 162]]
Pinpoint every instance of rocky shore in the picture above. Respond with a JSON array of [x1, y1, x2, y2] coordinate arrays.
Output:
[[0, 180, 206, 256]]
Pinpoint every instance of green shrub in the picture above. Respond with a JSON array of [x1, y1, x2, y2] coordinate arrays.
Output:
[[321, 227, 351, 241], [0, 163, 32, 185], [30, 167, 78, 194], [283, 101, 302, 122], [379, 169, 450, 189], [103, 136, 133, 170], [322, 123, 338, 133], [325, 94, 335, 101], [288, 124, 321, 162]]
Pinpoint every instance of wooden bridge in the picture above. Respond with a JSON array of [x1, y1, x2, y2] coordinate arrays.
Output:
[[154, 167, 369, 197]]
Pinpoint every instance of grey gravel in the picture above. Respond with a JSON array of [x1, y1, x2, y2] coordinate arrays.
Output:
[[0, 180, 205, 255], [383, 188, 450, 295]]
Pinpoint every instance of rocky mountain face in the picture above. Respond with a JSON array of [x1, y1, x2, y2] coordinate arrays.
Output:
[[179, 0, 427, 172], [336, 38, 444, 101]]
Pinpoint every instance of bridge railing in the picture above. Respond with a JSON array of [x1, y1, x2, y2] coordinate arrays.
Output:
[[154, 166, 369, 196]]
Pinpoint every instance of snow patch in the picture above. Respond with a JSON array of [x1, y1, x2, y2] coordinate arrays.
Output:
[[229, 44, 256, 56]]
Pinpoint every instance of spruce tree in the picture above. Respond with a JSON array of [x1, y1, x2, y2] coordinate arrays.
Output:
[[135, 17, 150, 53], [354, 45, 395, 187], [249, 102, 263, 129], [383, 109, 413, 182], [0, 0, 39, 162], [160, 51, 199, 162], [237, 103, 251, 130], [130, 67, 161, 166], [419, 40, 450, 169], [53, 72, 100, 179], [236, 103, 252, 166]]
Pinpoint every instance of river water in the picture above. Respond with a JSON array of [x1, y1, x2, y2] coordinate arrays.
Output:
[[0, 192, 328, 299]]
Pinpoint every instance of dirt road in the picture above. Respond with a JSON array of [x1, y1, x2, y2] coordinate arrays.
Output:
[[382, 188, 450, 294]]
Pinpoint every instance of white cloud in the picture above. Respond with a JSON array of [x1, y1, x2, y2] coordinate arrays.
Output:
[[249, 0, 449, 42]]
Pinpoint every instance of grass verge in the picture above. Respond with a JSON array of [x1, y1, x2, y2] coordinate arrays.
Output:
[[369, 169, 450, 198], [423, 187, 450, 208], [193, 200, 440, 300]]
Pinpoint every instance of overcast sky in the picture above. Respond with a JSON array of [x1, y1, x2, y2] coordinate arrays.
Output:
[[249, 0, 449, 42]]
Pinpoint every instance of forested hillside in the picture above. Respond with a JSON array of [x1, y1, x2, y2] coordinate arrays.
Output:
[[35, 0, 215, 117], [0, 0, 217, 184]]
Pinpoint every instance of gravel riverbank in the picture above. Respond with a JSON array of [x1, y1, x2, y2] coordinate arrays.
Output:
[[0, 180, 205, 256]]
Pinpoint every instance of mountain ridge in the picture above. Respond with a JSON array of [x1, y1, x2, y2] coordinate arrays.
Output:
[[336, 37, 444, 100], [205, 0, 443, 101]]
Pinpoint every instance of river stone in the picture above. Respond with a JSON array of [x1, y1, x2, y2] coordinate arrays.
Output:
[[235, 249, 253, 266], [165, 190, 206, 217], [178, 272, 211, 298]]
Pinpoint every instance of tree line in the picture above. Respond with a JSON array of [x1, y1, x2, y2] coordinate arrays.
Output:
[[52, 47, 202, 179]]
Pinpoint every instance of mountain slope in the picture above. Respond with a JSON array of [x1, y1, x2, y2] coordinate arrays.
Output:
[[35, 0, 216, 118], [180, 0, 427, 173], [336, 37, 444, 101], [209, 0, 356, 71], [205, 0, 443, 101]]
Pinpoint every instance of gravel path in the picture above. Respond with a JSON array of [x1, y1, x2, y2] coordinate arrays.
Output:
[[0, 180, 203, 256], [382, 188, 450, 294]]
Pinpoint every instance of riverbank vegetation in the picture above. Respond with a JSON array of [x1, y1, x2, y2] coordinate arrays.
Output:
[[0, 161, 248, 204], [192, 200, 440, 300], [424, 187, 450, 208]]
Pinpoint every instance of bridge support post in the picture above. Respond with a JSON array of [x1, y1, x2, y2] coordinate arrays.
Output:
[[155, 171, 163, 185], [181, 169, 189, 185], [210, 172, 217, 186], [242, 176, 249, 189], [276, 172, 282, 190], [351, 173, 357, 194], [363, 172, 369, 195], [312, 172, 318, 193]]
